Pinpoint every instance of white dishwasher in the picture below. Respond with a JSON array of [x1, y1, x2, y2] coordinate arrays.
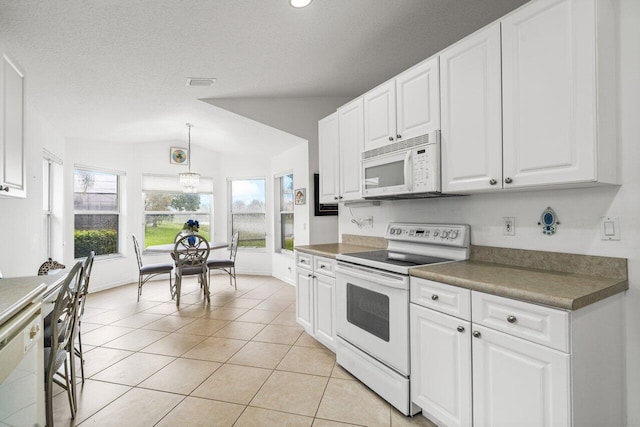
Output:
[[0, 302, 45, 427]]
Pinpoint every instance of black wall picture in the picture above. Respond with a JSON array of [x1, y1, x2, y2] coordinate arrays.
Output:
[[314, 173, 338, 216]]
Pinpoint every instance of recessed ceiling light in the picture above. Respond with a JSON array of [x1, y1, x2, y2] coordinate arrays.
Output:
[[290, 0, 312, 8], [186, 77, 217, 87]]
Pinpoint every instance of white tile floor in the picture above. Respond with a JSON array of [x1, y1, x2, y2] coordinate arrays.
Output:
[[53, 274, 436, 426]]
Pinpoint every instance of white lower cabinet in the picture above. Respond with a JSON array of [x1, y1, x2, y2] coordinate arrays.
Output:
[[295, 267, 314, 333], [472, 324, 570, 427], [295, 251, 336, 352], [410, 277, 624, 427], [410, 304, 472, 427]]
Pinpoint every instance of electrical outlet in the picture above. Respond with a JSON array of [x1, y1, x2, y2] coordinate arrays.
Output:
[[503, 217, 515, 236]]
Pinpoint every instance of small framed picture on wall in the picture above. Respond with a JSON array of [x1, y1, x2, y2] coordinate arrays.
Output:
[[295, 188, 306, 205]]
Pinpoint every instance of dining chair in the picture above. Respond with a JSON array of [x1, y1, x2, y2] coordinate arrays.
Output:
[[132, 234, 174, 301], [75, 250, 94, 383], [207, 231, 239, 290], [172, 234, 210, 306], [44, 261, 83, 427]]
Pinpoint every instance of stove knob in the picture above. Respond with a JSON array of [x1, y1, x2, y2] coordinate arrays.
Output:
[[450, 230, 459, 239], [441, 230, 449, 239], [433, 231, 439, 237]]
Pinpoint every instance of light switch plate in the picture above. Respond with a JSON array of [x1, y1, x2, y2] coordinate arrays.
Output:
[[600, 216, 620, 241]]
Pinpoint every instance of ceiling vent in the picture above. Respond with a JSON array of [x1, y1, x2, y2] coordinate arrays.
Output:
[[186, 77, 217, 87]]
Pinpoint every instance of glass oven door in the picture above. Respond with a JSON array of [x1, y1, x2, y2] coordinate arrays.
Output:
[[336, 263, 410, 375]]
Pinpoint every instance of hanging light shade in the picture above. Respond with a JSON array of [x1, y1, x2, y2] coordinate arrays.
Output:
[[179, 123, 200, 193]]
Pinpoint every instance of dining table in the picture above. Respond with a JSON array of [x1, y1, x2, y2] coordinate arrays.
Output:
[[145, 241, 228, 253]]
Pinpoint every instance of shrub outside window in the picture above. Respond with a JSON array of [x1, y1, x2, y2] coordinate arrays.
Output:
[[74, 168, 120, 258], [229, 178, 266, 248]]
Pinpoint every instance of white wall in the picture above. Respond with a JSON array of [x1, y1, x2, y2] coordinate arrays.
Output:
[[270, 141, 310, 285], [207, 97, 348, 244], [0, 107, 65, 277], [338, 2, 640, 423]]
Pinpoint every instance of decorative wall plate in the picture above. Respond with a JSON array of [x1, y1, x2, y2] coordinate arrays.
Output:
[[170, 147, 188, 165], [538, 206, 560, 235]]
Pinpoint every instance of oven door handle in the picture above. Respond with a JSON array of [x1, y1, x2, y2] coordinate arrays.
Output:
[[336, 265, 408, 290]]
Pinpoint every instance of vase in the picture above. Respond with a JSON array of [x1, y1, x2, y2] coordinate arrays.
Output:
[[187, 235, 196, 246]]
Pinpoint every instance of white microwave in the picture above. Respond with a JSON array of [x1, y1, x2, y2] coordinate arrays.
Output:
[[361, 131, 441, 199]]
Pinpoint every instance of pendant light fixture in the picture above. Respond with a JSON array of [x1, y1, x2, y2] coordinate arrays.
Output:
[[179, 123, 200, 193]]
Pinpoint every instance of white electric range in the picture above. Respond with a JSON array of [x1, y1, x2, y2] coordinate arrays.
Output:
[[335, 223, 470, 415]]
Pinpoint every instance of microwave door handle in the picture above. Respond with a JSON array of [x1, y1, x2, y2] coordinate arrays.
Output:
[[404, 150, 412, 191]]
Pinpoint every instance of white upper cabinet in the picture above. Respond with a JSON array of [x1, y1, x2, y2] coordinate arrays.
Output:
[[396, 57, 440, 143], [441, 0, 617, 194], [501, 0, 617, 189], [318, 112, 340, 204], [441, 23, 502, 193], [0, 53, 26, 198], [363, 57, 440, 152], [338, 97, 364, 201], [363, 81, 396, 151]]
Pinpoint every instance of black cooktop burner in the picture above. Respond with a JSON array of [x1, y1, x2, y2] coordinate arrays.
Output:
[[343, 250, 452, 267]]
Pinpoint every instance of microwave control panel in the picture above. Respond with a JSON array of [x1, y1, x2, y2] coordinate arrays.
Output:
[[412, 143, 440, 192]]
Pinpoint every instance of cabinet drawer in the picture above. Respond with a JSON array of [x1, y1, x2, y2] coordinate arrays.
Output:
[[471, 292, 569, 352], [295, 252, 313, 270], [410, 277, 471, 321], [314, 256, 336, 278]]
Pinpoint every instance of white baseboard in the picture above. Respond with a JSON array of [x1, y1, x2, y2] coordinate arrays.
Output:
[[273, 271, 295, 285]]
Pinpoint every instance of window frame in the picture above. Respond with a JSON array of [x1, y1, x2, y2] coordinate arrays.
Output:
[[73, 165, 123, 260], [275, 172, 294, 253], [227, 177, 267, 251]]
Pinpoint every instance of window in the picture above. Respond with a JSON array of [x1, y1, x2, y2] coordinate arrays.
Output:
[[43, 155, 62, 259], [278, 173, 294, 251], [229, 178, 266, 248], [74, 167, 121, 258], [142, 175, 213, 248]]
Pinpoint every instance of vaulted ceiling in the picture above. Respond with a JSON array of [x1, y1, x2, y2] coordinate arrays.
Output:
[[0, 0, 527, 154]]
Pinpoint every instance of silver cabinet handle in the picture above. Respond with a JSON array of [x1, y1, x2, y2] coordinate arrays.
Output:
[[507, 315, 517, 324], [388, 136, 394, 141], [472, 331, 481, 338], [396, 134, 402, 139], [505, 177, 513, 184], [319, 265, 326, 269], [307, 273, 312, 278], [489, 179, 497, 185], [457, 326, 465, 333], [431, 294, 439, 301], [0, 185, 9, 192], [300, 259, 307, 264], [334, 196, 338, 200]]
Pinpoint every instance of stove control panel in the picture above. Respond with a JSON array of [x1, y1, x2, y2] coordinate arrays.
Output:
[[386, 223, 470, 247]]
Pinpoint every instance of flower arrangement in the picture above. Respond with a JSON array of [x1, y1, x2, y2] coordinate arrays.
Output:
[[183, 219, 200, 233]]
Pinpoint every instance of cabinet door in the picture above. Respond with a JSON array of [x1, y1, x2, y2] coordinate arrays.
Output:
[[440, 23, 502, 193], [502, 0, 597, 188], [472, 325, 570, 427], [363, 81, 395, 151], [318, 112, 340, 204], [314, 274, 336, 352], [296, 268, 314, 335], [0, 54, 26, 198], [410, 304, 472, 427], [338, 98, 364, 201], [396, 57, 440, 142]]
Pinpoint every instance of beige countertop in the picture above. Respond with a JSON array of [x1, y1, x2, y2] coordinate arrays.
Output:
[[294, 243, 382, 259], [0, 270, 67, 325], [410, 260, 628, 310]]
